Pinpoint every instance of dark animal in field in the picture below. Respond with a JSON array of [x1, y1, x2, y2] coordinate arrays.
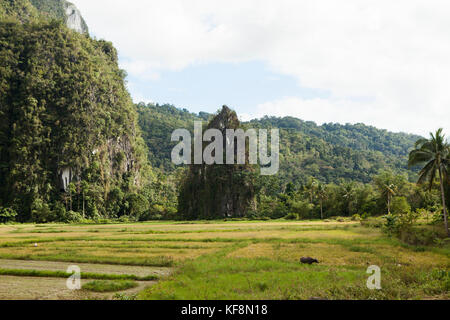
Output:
[[300, 257, 319, 265]]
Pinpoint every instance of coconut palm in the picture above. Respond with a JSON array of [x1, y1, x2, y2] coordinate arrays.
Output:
[[377, 182, 397, 214], [305, 178, 317, 204], [341, 182, 355, 216], [409, 128, 449, 237]]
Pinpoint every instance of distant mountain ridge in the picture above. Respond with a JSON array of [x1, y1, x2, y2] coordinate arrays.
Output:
[[137, 103, 421, 185]]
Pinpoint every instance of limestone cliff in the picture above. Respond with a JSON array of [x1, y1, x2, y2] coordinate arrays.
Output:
[[30, 0, 89, 33]]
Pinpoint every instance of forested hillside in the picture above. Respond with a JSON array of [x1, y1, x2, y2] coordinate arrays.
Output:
[[0, 0, 39, 21], [137, 102, 420, 185]]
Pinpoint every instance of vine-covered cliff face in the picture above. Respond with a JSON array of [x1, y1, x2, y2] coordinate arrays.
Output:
[[0, 15, 148, 220]]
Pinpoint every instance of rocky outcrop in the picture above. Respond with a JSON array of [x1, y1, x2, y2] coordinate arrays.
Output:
[[29, 0, 89, 34], [64, 2, 88, 34], [178, 106, 257, 220]]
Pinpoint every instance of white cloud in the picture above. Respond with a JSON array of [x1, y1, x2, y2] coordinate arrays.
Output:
[[71, 0, 450, 135]]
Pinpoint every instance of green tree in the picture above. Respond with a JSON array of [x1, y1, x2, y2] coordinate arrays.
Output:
[[305, 178, 317, 204], [409, 128, 449, 236], [0, 207, 18, 223]]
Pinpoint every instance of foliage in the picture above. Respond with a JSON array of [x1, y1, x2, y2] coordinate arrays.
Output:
[[178, 106, 257, 220], [0, 207, 18, 223], [0, 16, 149, 222], [137, 103, 420, 185], [391, 197, 411, 215], [0, 0, 39, 22], [409, 128, 450, 236], [82, 280, 138, 293]]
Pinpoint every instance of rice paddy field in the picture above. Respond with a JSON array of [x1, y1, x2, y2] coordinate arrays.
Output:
[[0, 220, 448, 300]]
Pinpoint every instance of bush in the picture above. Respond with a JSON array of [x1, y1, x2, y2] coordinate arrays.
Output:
[[383, 210, 420, 240], [52, 202, 66, 222], [118, 216, 131, 223], [31, 199, 55, 223], [285, 212, 299, 220], [289, 200, 313, 219], [125, 193, 149, 221], [270, 202, 289, 219], [65, 210, 84, 223], [0, 207, 18, 223], [399, 225, 448, 246], [360, 217, 384, 228], [391, 197, 411, 215]]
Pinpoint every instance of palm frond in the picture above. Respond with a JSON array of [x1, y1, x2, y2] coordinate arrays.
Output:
[[417, 160, 435, 188]]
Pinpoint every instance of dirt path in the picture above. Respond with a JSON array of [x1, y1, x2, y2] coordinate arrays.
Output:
[[0, 259, 171, 277], [0, 275, 154, 300]]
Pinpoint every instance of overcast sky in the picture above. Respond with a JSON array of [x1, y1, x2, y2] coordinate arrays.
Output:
[[71, 0, 450, 136]]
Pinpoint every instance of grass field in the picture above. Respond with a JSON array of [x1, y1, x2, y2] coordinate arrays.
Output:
[[0, 219, 448, 300]]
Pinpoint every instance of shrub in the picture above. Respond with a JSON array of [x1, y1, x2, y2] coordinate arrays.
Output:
[[65, 211, 84, 223], [360, 217, 384, 228], [289, 200, 313, 219], [398, 225, 448, 246], [285, 212, 299, 220], [31, 199, 55, 223], [270, 202, 289, 219], [0, 207, 18, 223], [125, 193, 149, 221], [52, 202, 66, 222], [391, 197, 411, 215], [118, 216, 131, 223], [383, 210, 420, 240]]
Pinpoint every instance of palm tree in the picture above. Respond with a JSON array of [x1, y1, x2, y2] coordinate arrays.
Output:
[[409, 128, 449, 236], [341, 182, 355, 216], [316, 183, 328, 219], [378, 183, 397, 214], [305, 178, 317, 204]]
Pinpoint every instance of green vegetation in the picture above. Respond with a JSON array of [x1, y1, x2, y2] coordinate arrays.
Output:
[[0, 268, 158, 281], [0, 6, 153, 223], [1, 0, 448, 302], [0, 221, 447, 300], [137, 102, 420, 183], [178, 106, 257, 220], [29, 0, 89, 34], [0, 0, 39, 22], [29, 0, 67, 21], [82, 280, 138, 292], [409, 129, 449, 236], [0, 253, 174, 267]]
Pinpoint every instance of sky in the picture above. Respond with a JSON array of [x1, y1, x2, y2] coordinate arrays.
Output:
[[71, 0, 450, 136]]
